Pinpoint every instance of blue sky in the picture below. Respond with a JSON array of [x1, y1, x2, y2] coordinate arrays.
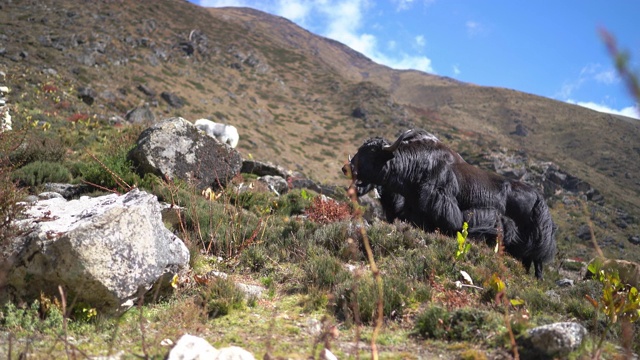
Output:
[[191, 0, 639, 119]]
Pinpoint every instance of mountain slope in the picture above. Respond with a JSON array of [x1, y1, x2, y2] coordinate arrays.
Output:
[[219, 6, 640, 213], [0, 0, 638, 261]]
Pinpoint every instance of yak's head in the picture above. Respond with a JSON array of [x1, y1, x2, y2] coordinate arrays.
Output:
[[342, 130, 421, 192], [342, 129, 440, 195]]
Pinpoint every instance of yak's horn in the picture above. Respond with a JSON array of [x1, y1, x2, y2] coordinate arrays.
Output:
[[383, 129, 413, 152]]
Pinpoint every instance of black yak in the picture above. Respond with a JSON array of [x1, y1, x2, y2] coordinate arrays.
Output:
[[343, 129, 556, 279]]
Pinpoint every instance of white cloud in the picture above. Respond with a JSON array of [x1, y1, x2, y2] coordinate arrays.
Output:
[[414, 35, 426, 49], [276, 0, 312, 24], [196, 0, 252, 6], [466, 21, 482, 37], [393, 0, 416, 11], [392, 0, 436, 11], [567, 100, 640, 120], [452, 64, 461, 76], [380, 54, 433, 73], [594, 69, 619, 85]]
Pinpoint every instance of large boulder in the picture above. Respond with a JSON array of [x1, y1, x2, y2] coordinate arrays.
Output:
[[3, 189, 189, 313], [128, 117, 242, 190]]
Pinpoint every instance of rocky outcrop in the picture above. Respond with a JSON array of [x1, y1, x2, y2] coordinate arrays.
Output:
[[487, 150, 603, 204], [4, 189, 189, 313], [128, 117, 242, 190]]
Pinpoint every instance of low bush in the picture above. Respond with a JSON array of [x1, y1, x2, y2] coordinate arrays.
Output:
[[11, 160, 71, 187], [199, 276, 247, 318], [10, 132, 66, 166]]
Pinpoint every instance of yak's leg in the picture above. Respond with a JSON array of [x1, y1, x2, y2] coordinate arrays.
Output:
[[534, 261, 544, 280], [417, 187, 463, 236]]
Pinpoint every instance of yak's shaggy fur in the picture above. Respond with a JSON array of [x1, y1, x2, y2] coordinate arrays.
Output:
[[344, 129, 556, 279]]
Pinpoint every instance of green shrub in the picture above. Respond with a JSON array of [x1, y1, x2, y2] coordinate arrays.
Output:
[[10, 132, 66, 166], [239, 245, 269, 272], [310, 220, 361, 261], [0, 300, 64, 335], [73, 152, 139, 192], [274, 188, 312, 215], [415, 306, 501, 342], [415, 305, 450, 339], [200, 277, 246, 318], [384, 247, 432, 282], [334, 273, 411, 324], [264, 218, 317, 262], [303, 247, 350, 290], [12, 160, 72, 187]]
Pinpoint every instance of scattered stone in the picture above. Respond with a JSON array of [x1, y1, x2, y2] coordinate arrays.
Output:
[[166, 334, 256, 360], [555, 278, 574, 287], [511, 123, 529, 137], [167, 334, 218, 360], [43, 183, 92, 199], [161, 91, 184, 108], [241, 160, 298, 179], [137, 84, 156, 97], [320, 348, 338, 360], [258, 175, 288, 195], [235, 283, 265, 299], [526, 322, 587, 358], [77, 86, 96, 105], [576, 225, 592, 241], [125, 103, 155, 124], [629, 236, 640, 246]]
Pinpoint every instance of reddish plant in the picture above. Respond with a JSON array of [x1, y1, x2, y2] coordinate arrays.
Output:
[[42, 84, 59, 93], [67, 113, 89, 123], [306, 196, 352, 224]]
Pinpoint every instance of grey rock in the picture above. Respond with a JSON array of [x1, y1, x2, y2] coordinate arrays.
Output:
[[128, 117, 242, 190], [167, 334, 218, 360], [257, 175, 288, 195], [511, 123, 529, 137], [137, 84, 156, 97], [37, 192, 64, 200], [629, 236, 640, 246], [576, 224, 592, 241], [527, 322, 587, 357], [555, 278, 574, 287], [167, 334, 255, 360], [43, 183, 92, 200], [77, 86, 96, 105], [235, 283, 265, 299], [6, 189, 190, 313], [125, 104, 155, 124], [161, 91, 184, 108], [241, 160, 298, 179]]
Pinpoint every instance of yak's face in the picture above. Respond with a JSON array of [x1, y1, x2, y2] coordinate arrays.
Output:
[[342, 137, 394, 192]]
